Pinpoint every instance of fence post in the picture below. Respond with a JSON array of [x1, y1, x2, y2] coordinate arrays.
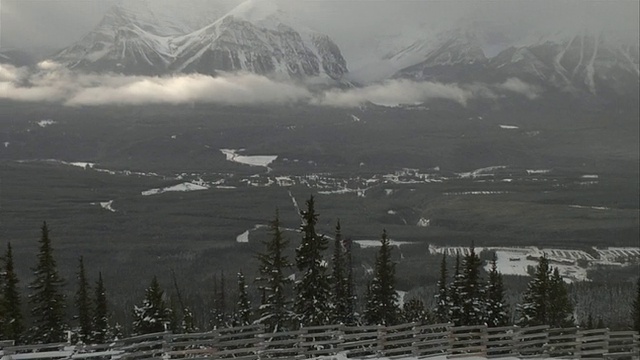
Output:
[[377, 325, 386, 355], [162, 330, 172, 360]]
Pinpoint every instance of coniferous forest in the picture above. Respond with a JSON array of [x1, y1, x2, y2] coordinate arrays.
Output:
[[1, 196, 639, 345]]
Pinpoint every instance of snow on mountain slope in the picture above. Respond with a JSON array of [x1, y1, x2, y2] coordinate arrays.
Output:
[[52, 0, 243, 75], [52, 0, 347, 80], [170, 0, 347, 80], [489, 31, 639, 95]]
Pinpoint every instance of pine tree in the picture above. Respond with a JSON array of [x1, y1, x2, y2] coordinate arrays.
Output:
[[363, 230, 399, 325], [343, 237, 357, 325], [209, 271, 227, 328], [632, 277, 640, 332], [132, 276, 170, 335], [449, 253, 464, 326], [330, 220, 349, 324], [75, 257, 92, 343], [518, 257, 573, 327], [547, 268, 574, 328], [256, 210, 294, 332], [234, 271, 252, 326], [518, 256, 551, 326], [294, 196, 332, 327], [2, 243, 24, 342], [486, 253, 509, 327], [92, 272, 109, 343], [460, 244, 485, 326], [402, 298, 431, 324], [434, 254, 449, 323], [28, 222, 67, 343]]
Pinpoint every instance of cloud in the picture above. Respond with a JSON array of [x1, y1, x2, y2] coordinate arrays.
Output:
[[0, 62, 312, 106], [0, 62, 541, 107], [315, 78, 541, 108]]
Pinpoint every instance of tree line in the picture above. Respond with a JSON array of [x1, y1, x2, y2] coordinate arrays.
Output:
[[1, 196, 640, 345]]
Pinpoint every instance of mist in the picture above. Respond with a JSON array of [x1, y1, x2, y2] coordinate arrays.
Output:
[[0, 62, 541, 107]]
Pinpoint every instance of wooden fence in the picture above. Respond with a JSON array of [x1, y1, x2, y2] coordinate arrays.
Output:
[[1, 323, 638, 360]]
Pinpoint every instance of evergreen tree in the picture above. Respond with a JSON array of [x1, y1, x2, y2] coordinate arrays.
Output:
[[132, 276, 170, 335], [210, 271, 227, 328], [633, 277, 640, 332], [75, 257, 93, 343], [234, 271, 252, 326], [460, 244, 485, 326], [294, 196, 332, 326], [343, 237, 357, 325], [448, 254, 464, 326], [434, 254, 449, 323], [256, 210, 294, 332], [518, 257, 573, 327], [518, 256, 551, 326], [330, 220, 349, 324], [363, 230, 399, 325], [486, 253, 509, 327], [28, 222, 67, 343], [2, 243, 24, 342], [92, 272, 109, 343], [402, 298, 431, 324], [547, 268, 574, 328]]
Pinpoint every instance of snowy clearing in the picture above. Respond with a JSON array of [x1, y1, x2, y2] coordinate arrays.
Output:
[[499, 124, 519, 129], [36, 119, 56, 127], [354, 240, 416, 248], [220, 149, 277, 168], [141, 182, 209, 196]]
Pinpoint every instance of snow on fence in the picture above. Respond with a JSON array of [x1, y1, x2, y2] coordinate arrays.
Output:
[[0, 323, 638, 360]]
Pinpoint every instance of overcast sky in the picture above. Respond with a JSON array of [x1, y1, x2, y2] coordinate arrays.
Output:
[[1, 0, 638, 53]]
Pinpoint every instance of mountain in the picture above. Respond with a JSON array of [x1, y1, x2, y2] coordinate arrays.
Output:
[[391, 26, 639, 97], [52, 0, 347, 80], [488, 32, 639, 96]]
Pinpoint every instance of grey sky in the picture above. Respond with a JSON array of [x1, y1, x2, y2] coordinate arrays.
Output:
[[1, 0, 638, 54]]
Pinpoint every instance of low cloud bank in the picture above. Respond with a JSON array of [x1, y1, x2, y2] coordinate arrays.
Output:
[[0, 62, 540, 107]]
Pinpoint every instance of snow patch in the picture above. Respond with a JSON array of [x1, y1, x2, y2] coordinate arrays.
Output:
[[354, 240, 416, 248], [220, 149, 277, 168], [37, 119, 56, 127], [387, 210, 397, 215], [499, 124, 519, 129], [100, 200, 116, 213], [527, 169, 551, 175], [142, 181, 209, 196], [396, 290, 407, 308], [417, 218, 430, 227], [3, 142, 9, 148], [581, 174, 599, 179], [458, 165, 507, 179], [351, 114, 361, 122]]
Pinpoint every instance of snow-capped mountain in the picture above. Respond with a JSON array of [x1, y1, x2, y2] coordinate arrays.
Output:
[[392, 28, 488, 83], [389, 25, 639, 96], [52, 0, 347, 80], [53, 0, 242, 75], [488, 32, 639, 96], [170, 0, 346, 79]]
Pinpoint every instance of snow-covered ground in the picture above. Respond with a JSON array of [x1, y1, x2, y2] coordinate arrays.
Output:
[[428, 245, 639, 283], [220, 149, 277, 168], [36, 119, 56, 127], [499, 124, 519, 129], [354, 240, 416, 248], [141, 181, 209, 196]]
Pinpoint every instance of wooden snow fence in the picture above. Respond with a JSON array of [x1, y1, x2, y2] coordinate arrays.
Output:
[[1, 323, 638, 360]]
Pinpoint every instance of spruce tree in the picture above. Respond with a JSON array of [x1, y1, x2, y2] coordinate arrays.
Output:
[[92, 272, 109, 343], [518, 257, 573, 327], [486, 253, 509, 327], [460, 244, 485, 326], [518, 256, 551, 326], [330, 220, 349, 324], [449, 253, 464, 326], [28, 222, 67, 343], [343, 237, 356, 325], [402, 298, 431, 324], [547, 268, 574, 327], [132, 276, 170, 335], [234, 271, 252, 326], [633, 277, 640, 332], [75, 257, 92, 343], [256, 210, 294, 332], [363, 230, 399, 325], [434, 254, 449, 323], [294, 196, 332, 326], [2, 243, 24, 342]]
